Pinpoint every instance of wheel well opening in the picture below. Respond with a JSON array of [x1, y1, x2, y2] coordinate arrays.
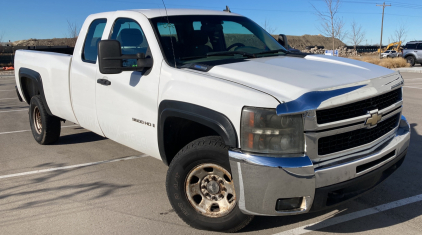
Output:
[[20, 77, 40, 104], [163, 117, 219, 165]]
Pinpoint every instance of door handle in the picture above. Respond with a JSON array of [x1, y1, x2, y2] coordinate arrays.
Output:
[[97, 79, 111, 86]]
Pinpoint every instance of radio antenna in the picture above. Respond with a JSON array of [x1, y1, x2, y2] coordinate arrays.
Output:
[[161, 0, 177, 68]]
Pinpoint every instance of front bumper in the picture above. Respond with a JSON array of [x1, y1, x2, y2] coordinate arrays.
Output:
[[229, 115, 410, 216]]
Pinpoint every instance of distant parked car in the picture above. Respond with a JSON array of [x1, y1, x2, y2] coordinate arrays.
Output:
[[381, 50, 399, 58], [403, 41, 422, 66]]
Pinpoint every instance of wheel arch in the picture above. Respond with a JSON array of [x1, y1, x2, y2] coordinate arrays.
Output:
[[158, 100, 238, 166], [404, 53, 416, 58], [19, 67, 53, 116]]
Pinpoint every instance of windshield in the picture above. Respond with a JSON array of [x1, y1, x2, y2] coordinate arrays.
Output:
[[150, 15, 286, 68]]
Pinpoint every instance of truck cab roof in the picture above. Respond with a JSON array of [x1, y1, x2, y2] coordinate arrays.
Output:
[[90, 9, 241, 19]]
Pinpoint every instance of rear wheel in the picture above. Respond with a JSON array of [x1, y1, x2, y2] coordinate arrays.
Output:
[[29, 95, 61, 145], [166, 136, 254, 232], [406, 56, 416, 66]]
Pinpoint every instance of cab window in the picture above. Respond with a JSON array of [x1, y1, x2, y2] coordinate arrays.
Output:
[[110, 18, 149, 67], [82, 19, 107, 63]]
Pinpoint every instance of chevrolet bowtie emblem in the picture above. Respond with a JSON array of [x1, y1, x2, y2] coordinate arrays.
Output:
[[366, 111, 382, 126]]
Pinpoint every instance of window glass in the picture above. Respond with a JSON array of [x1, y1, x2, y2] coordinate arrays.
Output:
[[405, 44, 416, 49], [82, 19, 107, 63], [193, 21, 201, 30], [222, 21, 266, 51], [416, 44, 422, 50], [157, 23, 178, 39], [110, 18, 149, 67], [151, 15, 284, 68]]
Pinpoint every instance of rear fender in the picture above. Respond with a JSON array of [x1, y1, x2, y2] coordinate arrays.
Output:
[[19, 67, 53, 116]]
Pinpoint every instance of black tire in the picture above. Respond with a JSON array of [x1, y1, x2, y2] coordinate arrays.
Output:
[[29, 95, 61, 145], [166, 136, 254, 233], [406, 56, 416, 67]]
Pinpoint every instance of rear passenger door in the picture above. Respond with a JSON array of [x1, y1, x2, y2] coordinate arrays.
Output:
[[70, 18, 107, 136], [416, 44, 422, 61], [95, 17, 160, 154]]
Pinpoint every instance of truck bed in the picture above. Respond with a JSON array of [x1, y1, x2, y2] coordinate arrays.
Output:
[[14, 50, 78, 123], [23, 46, 74, 55]]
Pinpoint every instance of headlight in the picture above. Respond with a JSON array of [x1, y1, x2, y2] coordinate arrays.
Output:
[[241, 107, 304, 154]]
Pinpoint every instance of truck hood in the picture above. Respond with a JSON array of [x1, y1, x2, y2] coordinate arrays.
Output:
[[208, 54, 397, 104]]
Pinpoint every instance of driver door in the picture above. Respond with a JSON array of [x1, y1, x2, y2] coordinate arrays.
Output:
[[95, 17, 160, 154]]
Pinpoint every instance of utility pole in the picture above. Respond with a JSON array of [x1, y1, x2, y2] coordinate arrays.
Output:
[[377, 2, 391, 58]]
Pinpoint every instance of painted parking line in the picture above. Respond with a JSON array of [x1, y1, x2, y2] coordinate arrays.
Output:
[[0, 125, 79, 135], [0, 154, 149, 180], [274, 194, 422, 235], [0, 109, 28, 113]]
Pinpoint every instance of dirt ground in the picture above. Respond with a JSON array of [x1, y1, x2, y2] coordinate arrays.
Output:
[[11, 38, 76, 47], [273, 34, 346, 50]]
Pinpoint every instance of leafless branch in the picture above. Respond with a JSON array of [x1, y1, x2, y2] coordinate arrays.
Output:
[[311, 0, 345, 51], [389, 23, 407, 45], [348, 20, 365, 50], [262, 19, 278, 35], [66, 20, 79, 47]]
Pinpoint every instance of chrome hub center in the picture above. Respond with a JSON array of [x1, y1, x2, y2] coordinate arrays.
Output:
[[201, 175, 226, 201], [207, 181, 220, 195]]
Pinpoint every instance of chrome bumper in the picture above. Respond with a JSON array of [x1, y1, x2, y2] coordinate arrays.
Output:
[[229, 115, 410, 216]]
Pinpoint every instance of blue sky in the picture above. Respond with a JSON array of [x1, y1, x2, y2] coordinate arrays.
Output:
[[1, 0, 421, 46]]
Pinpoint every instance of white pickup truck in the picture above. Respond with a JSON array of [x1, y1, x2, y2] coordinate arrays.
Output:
[[14, 9, 410, 232]]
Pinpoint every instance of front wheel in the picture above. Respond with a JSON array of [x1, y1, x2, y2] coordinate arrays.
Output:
[[406, 56, 416, 66], [166, 136, 253, 232], [29, 95, 61, 145]]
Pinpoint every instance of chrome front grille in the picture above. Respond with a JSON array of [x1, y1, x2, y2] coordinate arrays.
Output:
[[305, 87, 403, 162], [316, 88, 402, 124], [318, 113, 400, 155]]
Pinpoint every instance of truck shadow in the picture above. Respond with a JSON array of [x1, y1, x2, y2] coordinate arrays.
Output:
[[55, 131, 105, 145], [129, 71, 143, 87], [241, 123, 422, 234], [0, 159, 133, 211]]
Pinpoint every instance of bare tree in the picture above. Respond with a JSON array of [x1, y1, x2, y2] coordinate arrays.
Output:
[[389, 23, 407, 45], [66, 20, 79, 47], [312, 0, 346, 51], [262, 19, 278, 35], [348, 20, 366, 50]]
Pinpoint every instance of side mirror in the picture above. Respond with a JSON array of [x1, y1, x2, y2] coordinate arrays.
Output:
[[98, 40, 153, 74], [277, 34, 289, 49]]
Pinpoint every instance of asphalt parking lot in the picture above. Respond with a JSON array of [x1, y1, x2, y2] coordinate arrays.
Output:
[[1, 71, 422, 234]]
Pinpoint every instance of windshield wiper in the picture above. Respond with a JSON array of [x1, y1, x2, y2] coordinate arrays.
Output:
[[206, 51, 256, 58], [253, 49, 290, 56], [179, 51, 256, 61]]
